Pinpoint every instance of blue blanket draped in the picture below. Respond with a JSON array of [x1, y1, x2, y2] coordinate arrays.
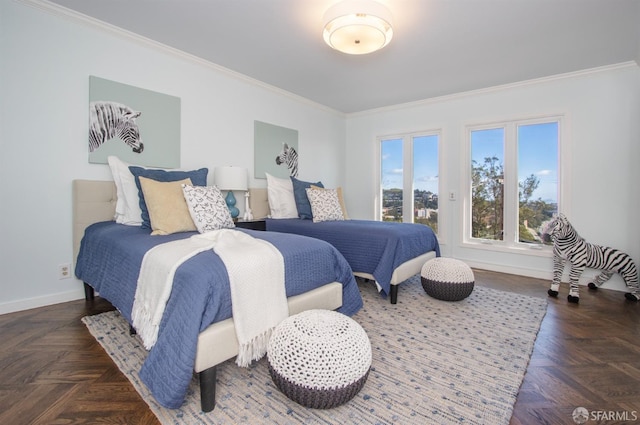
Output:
[[75, 222, 362, 409], [266, 219, 440, 297]]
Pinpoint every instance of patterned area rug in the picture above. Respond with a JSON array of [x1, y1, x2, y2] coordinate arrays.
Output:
[[82, 275, 547, 424]]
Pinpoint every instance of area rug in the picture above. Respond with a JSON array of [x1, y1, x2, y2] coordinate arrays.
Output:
[[82, 275, 547, 425]]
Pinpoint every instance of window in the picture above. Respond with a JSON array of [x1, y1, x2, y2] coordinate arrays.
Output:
[[467, 118, 559, 248], [380, 138, 403, 222], [380, 132, 439, 233]]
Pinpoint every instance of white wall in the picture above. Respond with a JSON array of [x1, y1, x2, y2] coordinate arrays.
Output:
[[637, 0, 640, 66], [345, 63, 640, 293], [2, 1, 638, 314], [0, 0, 346, 313]]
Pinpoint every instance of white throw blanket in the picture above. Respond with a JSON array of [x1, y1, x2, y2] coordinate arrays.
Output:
[[132, 235, 218, 349], [131, 229, 288, 367], [208, 230, 288, 366]]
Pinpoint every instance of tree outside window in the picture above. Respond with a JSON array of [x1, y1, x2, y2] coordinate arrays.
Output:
[[469, 120, 558, 247]]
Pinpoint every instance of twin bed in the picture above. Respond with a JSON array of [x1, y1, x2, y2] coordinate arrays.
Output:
[[73, 180, 362, 412], [74, 179, 440, 412], [248, 187, 440, 304]]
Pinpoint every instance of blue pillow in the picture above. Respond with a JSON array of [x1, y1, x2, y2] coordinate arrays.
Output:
[[291, 177, 323, 220], [129, 166, 208, 229]]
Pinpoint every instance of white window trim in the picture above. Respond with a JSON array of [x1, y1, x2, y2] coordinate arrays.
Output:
[[376, 129, 444, 240], [460, 113, 570, 256]]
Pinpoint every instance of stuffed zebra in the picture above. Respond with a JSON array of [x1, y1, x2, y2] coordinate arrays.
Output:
[[542, 214, 639, 303], [275, 143, 298, 177], [89, 101, 144, 153]]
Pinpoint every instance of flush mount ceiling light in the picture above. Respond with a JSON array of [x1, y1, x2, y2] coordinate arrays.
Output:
[[322, 0, 393, 55]]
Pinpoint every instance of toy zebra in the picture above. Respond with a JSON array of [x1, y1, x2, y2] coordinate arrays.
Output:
[[275, 143, 298, 177], [89, 101, 144, 153], [542, 214, 639, 303]]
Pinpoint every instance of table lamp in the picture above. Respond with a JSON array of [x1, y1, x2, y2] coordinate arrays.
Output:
[[214, 166, 247, 219]]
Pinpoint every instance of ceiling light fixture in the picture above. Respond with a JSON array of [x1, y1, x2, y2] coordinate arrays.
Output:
[[322, 0, 393, 55]]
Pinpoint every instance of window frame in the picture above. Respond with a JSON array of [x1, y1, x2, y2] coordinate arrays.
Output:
[[461, 114, 568, 255], [376, 129, 442, 236]]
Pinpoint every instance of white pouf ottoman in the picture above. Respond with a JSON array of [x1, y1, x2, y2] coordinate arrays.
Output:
[[421, 257, 475, 301], [267, 309, 371, 409]]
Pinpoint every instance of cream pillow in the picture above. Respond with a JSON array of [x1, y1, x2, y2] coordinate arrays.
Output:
[[311, 185, 349, 219], [306, 187, 345, 223], [182, 184, 235, 233], [266, 172, 298, 218], [138, 176, 196, 235]]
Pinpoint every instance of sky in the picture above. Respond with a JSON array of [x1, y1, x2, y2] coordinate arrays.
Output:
[[381, 135, 439, 193], [471, 122, 558, 203], [381, 122, 558, 203]]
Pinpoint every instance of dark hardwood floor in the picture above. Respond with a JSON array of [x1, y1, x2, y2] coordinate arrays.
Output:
[[0, 270, 638, 425]]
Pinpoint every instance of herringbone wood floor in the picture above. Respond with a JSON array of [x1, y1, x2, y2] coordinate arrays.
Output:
[[0, 270, 638, 425]]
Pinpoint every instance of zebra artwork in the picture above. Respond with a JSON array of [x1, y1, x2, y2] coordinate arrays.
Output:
[[542, 213, 640, 303], [89, 101, 144, 153], [275, 143, 298, 177]]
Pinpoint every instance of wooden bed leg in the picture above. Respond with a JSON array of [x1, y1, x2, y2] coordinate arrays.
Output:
[[199, 366, 217, 412], [83, 282, 95, 301], [390, 285, 398, 304]]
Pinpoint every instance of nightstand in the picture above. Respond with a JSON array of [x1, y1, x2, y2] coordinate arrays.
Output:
[[235, 219, 266, 231]]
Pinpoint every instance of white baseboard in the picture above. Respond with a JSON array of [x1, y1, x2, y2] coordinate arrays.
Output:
[[0, 289, 85, 315], [1, 260, 631, 316], [465, 259, 629, 293], [464, 260, 552, 280]]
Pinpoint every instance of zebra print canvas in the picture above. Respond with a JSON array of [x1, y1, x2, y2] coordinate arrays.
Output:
[[275, 143, 298, 178], [254, 121, 299, 179], [88, 76, 180, 168], [542, 214, 639, 303], [89, 101, 144, 154]]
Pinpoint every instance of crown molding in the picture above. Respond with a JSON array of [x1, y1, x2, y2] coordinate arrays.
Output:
[[18, 0, 344, 117], [347, 61, 639, 118], [16, 0, 637, 118]]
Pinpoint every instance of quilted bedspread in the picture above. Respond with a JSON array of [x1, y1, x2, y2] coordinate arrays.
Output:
[[75, 222, 362, 409], [266, 219, 441, 297]]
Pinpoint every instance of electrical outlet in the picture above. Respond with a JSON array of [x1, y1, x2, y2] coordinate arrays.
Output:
[[449, 191, 456, 201], [58, 263, 72, 280]]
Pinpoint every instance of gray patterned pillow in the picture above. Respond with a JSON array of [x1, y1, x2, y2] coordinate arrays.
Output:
[[182, 184, 235, 233], [306, 188, 345, 223]]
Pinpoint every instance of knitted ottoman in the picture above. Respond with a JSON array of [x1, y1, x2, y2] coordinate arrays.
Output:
[[421, 257, 475, 301], [267, 309, 371, 409]]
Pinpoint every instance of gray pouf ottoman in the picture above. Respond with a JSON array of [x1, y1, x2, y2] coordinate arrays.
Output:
[[267, 309, 371, 409], [421, 257, 475, 301]]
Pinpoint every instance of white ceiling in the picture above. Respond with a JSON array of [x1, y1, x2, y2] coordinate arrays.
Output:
[[47, 0, 639, 113]]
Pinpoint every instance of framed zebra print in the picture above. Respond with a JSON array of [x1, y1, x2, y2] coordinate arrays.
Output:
[[254, 120, 299, 179], [88, 76, 181, 168]]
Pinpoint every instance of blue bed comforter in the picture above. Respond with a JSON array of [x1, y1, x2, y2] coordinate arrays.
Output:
[[75, 221, 362, 409], [266, 219, 440, 297]]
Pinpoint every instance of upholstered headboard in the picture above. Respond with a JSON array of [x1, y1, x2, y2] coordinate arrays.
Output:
[[73, 183, 272, 263], [72, 180, 117, 262], [73, 182, 269, 261], [248, 188, 270, 219]]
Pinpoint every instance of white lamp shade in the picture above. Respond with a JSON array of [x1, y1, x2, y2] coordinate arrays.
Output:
[[323, 0, 393, 55], [214, 166, 247, 191]]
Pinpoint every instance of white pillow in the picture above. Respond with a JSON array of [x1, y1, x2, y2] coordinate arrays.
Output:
[[107, 156, 143, 225], [182, 184, 235, 233], [306, 188, 345, 223], [265, 172, 298, 219]]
